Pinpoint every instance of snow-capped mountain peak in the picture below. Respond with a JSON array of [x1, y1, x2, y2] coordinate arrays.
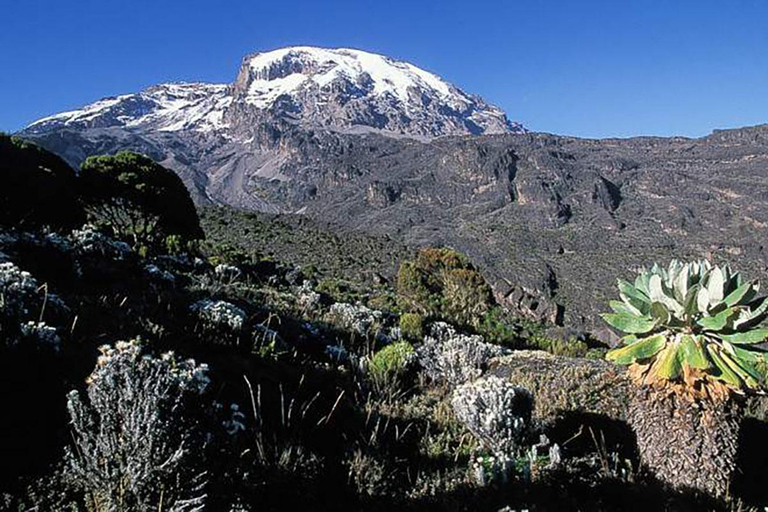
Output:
[[26, 46, 524, 139], [226, 46, 523, 137], [238, 47, 456, 107]]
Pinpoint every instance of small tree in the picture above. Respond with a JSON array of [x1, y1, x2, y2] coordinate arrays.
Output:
[[79, 152, 203, 251], [65, 340, 210, 511]]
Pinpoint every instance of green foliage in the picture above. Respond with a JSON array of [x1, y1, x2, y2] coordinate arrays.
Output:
[[205, 241, 259, 267], [302, 264, 319, 281], [442, 268, 493, 328], [4, 201, 759, 509], [396, 247, 493, 328], [165, 234, 184, 255], [398, 313, 424, 341], [367, 341, 415, 401], [198, 205, 408, 286], [478, 307, 518, 345], [369, 341, 415, 378], [396, 261, 437, 312], [366, 290, 400, 314], [0, 135, 85, 230], [79, 152, 203, 251], [604, 260, 768, 392], [316, 278, 363, 304], [478, 310, 589, 357], [529, 334, 589, 358]]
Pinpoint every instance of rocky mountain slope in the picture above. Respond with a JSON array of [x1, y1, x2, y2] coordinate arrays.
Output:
[[22, 46, 523, 207], [18, 47, 768, 336]]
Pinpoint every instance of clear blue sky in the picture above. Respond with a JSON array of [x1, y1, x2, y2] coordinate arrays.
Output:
[[1, 0, 767, 138]]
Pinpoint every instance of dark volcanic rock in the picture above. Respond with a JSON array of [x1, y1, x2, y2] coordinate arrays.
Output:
[[21, 124, 768, 333]]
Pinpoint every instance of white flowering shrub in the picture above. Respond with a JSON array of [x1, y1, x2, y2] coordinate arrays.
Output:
[[66, 340, 210, 511], [327, 303, 383, 335], [427, 321, 457, 342], [19, 321, 61, 352], [451, 375, 532, 457], [297, 281, 321, 312], [0, 261, 67, 327], [69, 224, 132, 259], [214, 263, 242, 281], [1, 262, 41, 315], [41, 226, 135, 281], [191, 299, 246, 331], [471, 454, 515, 487], [417, 332, 507, 386]]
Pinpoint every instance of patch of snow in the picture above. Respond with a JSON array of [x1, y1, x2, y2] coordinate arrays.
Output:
[[28, 82, 231, 134], [245, 73, 308, 108], [30, 96, 131, 126], [243, 47, 465, 108]]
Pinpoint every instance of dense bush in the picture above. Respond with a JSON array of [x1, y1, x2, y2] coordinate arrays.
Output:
[[396, 247, 493, 328], [79, 152, 203, 251], [417, 328, 507, 386], [398, 312, 424, 341], [451, 375, 533, 457], [0, 134, 84, 230], [203, 240, 261, 267]]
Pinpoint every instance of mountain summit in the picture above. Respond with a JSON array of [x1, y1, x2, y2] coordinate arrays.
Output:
[[228, 47, 522, 137], [26, 46, 523, 139]]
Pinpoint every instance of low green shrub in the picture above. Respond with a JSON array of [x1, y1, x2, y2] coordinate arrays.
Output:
[[368, 341, 416, 401], [399, 313, 424, 341], [317, 278, 364, 304], [478, 307, 518, 346], [529, 334, 589, 358], [205, 241, 259, 267]]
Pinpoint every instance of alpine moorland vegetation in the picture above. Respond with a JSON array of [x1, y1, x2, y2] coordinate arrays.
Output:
[[3, 141, 768, 511]]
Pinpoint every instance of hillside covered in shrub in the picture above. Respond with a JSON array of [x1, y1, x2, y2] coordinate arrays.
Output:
[[3, 139, 768, 511]]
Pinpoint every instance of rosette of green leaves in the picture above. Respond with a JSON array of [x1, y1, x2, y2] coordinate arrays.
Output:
[[603, 260, 768, 390]]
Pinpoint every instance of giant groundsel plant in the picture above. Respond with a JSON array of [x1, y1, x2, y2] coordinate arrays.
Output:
[[604, 260, 768, 393]]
